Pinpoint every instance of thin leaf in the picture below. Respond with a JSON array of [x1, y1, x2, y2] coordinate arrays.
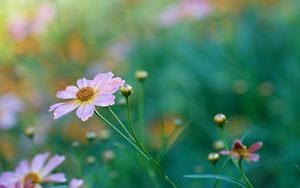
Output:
[[296, 165, 300, 174], [240, 131, 251, 141], [184, 174, 246, 187]]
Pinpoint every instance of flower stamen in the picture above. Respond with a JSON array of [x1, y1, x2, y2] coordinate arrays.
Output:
[[23, 172, 40, 187], [76, 87, 95, 102]]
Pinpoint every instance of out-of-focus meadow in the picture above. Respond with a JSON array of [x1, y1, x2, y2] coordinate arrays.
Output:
[[0, 0, 300, 187]]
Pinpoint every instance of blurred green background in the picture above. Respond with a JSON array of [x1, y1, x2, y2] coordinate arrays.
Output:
[[0, 0, 300, 187]]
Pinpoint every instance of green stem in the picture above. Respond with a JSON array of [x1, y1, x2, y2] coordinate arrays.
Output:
[[220, 128, 229, 151], [138, 83, 145, 143], [212, 128, 230, 188], [125, 97, 151, 157], [125, 97, 140, 143], [94, 109, 177, 188], [110, 106, 160, 187], [238, 159, 254, 188], [108, 107, 134, 140], [212, 157, 231, 188], [94, 110, 149, 160]]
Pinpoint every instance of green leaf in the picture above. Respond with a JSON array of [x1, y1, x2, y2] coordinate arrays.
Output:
[[296, 165, 300, 174], [184, 174, 246, 187]]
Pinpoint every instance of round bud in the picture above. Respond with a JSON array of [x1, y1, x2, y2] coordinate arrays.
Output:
[[102, 150, 115, 163], [120, 84, 133, 97], [24, 127, 35, 139], [117, 98, 126, 106], [86, 155, 96, 164], [98, 129, 111, 141], [85, 131, 96, 143], [174, 118, 183, 126], [208, 152, 219, 166], [213, 113, 227, 128], [72, 141, 80, 148], [135, 70, 148, 82], [213, 140, 224, 150]]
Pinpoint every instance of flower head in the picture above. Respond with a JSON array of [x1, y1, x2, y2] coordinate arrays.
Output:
[[69, 178, 84, 188], [219, 139, 263, 162], [0, 152, 66, 188], [0, 93, 23, 130], [49, 72, 124, 121]]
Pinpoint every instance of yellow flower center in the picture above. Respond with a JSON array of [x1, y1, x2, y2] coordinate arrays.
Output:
[[23, 172, 40, 187], [76, 86, 95, 102], [235, 146, 249, 157]]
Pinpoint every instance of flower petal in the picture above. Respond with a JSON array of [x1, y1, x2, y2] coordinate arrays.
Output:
[[40, 155, 65, 177], [42, 173, 66, 183], [92, 72, 113, 90], [15, 160, 30, 175], [248, 141, 263, 153], [98, 77, 125, 95], [31, 153, 49, 173], [69, 178, 84, 188], [218, 150, 230, 155], [56, 86, 78, 99], [232, 139, 244, 151], [76, 103, 95, 121], [49, 102, 64, 112], [76, 77, 92, 89], [93, 94, 115, 107], [247, 153, 260, 162], [51, 100, 80, 119]]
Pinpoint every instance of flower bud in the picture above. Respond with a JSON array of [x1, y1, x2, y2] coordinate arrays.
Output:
[[102, 150, 115, 163], [85, 131, 96, 143], [213, 113, 227, 128], [24, 127, 35, 139], [208, 152, 219, 166], [213, 140, 224, 150], [117, 98, 126, 106], [120, 84, 133, 97], [135, 70, 148, 82], [72, 141, 80, 148], [86, 155, 96, 164], [98, 129, 111, 141], [174, 118, 183, 126]]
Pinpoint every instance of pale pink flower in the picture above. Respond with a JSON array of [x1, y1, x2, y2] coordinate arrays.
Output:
[[7, 14, 30, 41], [69, 178, 84, 188], [219, 139, 263, 162], [49, 72, 124, 121], [7, 2, 56, 41], [0, 93, 23, 130], [31, 2, 56, 34], [158, 0, 212, 27], [0, 153, 66, 188]]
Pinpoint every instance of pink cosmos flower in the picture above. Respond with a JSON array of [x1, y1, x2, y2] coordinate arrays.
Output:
[[49, 72, 124, 121], [219, 139, 263, 162], [0, 93, 23, 130], [69, 179, 84, 188], [31, 2, 56, 34], [0, 153, 66, 188], [7, 2, 56, 41], [158, 0, 212, 27]]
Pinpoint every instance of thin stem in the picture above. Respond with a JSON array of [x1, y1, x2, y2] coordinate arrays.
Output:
[[94, 109, 177, 188], [238, 159, 254, 188], [94, 109, 149, 160], [212, 157, 231, 188], [108, 107, 134, 140], [125, 97, 140, 144], [138, 83, 145, 143], [125, 97, 150, 157], [220, 128, 229, 151], [212, 128, 230, 188]]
